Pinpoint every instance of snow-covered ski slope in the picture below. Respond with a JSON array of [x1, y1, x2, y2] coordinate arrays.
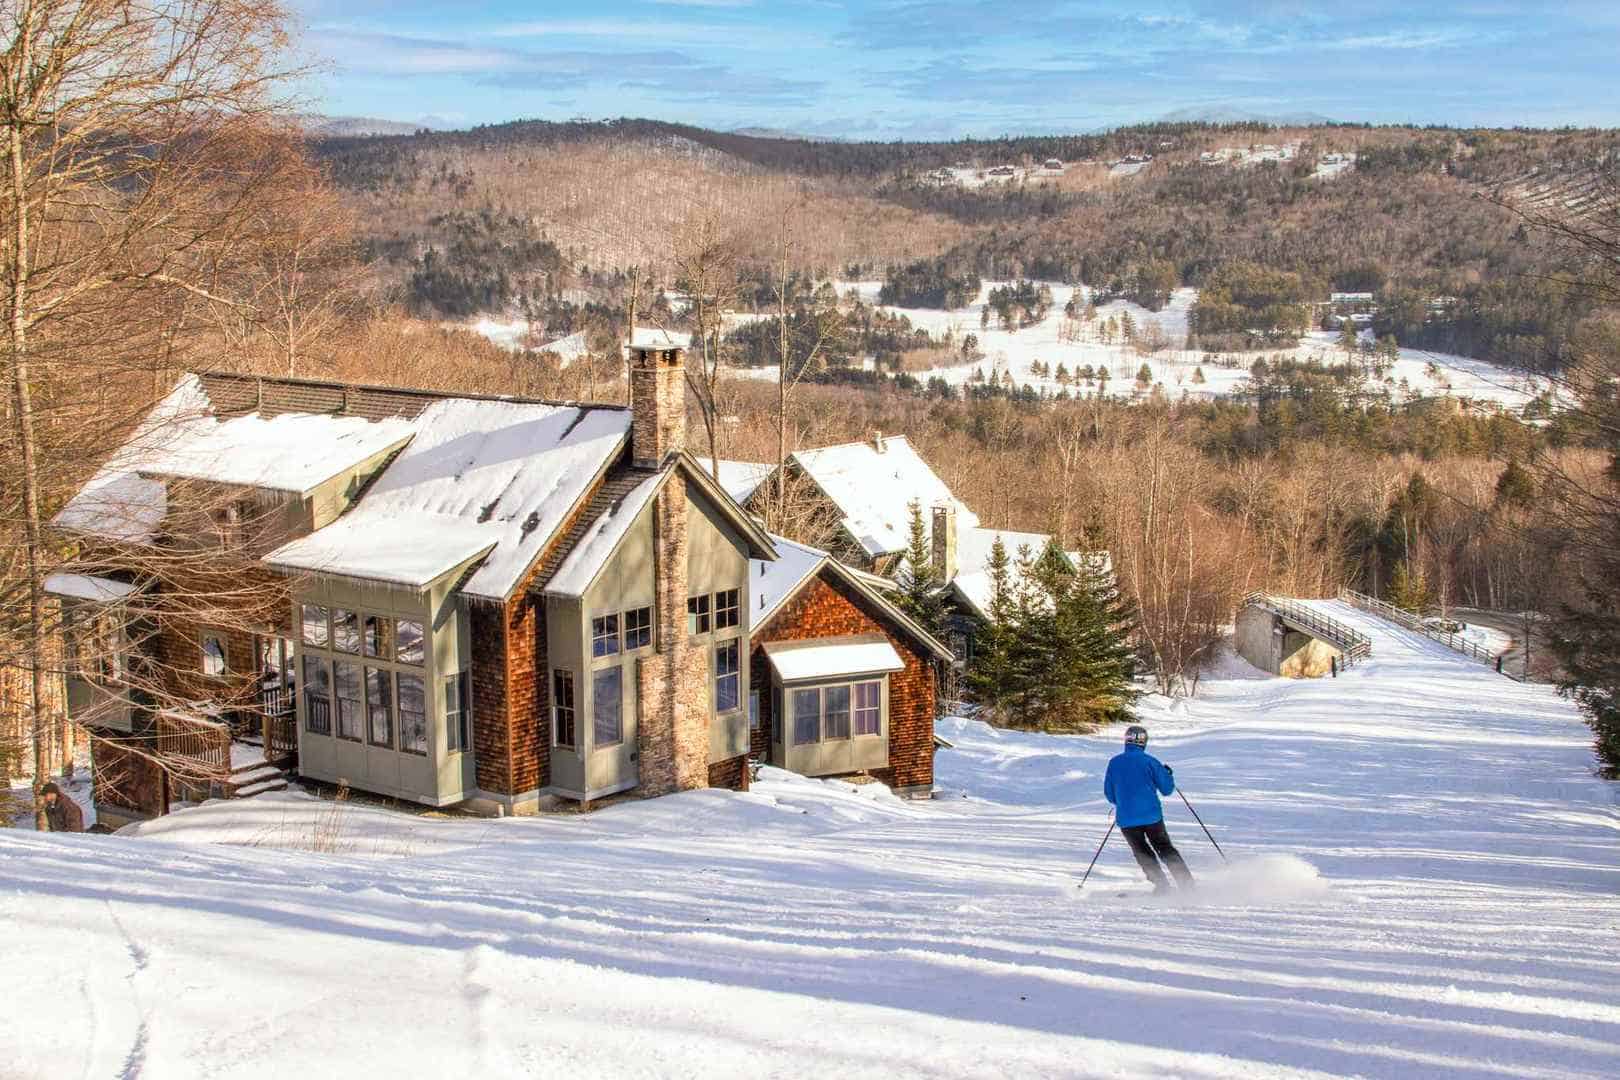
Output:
[[4, 602, 1617, 1079]]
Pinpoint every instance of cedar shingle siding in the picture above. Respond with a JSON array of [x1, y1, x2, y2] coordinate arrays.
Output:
[[751, 573, 936, 793]]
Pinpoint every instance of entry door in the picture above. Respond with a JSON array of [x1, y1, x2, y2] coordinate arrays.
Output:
[[586, 662, 638, 794]]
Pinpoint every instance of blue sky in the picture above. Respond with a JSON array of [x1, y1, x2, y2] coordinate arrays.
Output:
[[295, 2, 1620, 138]]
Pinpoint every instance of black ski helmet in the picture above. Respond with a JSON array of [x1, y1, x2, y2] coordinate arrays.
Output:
[[1124, 724, 1149, 747]]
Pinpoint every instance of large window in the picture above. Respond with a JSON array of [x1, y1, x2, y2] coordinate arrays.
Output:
[[593, 666, 623, 746], [303, 655, 331, 736], [793, 687, 820, 746], [398, 673, 428, 755], [749, 691, 760, 732], [790, 679, 882, 745], [301, 604, 329, 648], [714, 588, 740, 630], [396, 620, 425, 666], [201, 634, 227, 677], [332, 609, 362, 654], [591, 613, 620, 658], [824, 684, 851, 740], [715, 640, 740, 713], [624, 606, 652, 650], [854, 681, 881, 736], [445, 672, 471, 753], [366, 666, 393, 748], [687, 594, 710, 635], [334, 661, 363, 741], [553, 670, 576, 748]]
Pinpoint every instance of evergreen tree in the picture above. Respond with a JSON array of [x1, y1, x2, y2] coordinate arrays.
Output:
[[1136, 362, 1153, 386], [896, 500, 947, 641], [965, 536, 1016, 715], [1494, 459, 1535, 509], [1191, 365, 1206, 384], [1338, 318, 1360, 355], [1388, 559, 1432, 614]]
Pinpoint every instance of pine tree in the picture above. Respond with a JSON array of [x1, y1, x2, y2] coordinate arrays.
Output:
[[1191, 365, 1206, 384], [896, 500, 947, 641], [1338, 318, 1359, 355], [1388, 560, 1432, 615], [965, 536, 1016, 717], [1136, 362, 1153, 386]]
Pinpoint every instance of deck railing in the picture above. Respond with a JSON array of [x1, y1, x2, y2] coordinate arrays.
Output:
[[1242, 592, 1373, 664], [1336, 589, 1515, 674]]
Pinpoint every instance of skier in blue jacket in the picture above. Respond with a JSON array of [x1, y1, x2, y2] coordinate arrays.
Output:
[[1103, 725, 1194, 891]]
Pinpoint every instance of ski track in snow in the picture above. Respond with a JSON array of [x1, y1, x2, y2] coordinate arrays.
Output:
[[4, 601, 1619, 1078]]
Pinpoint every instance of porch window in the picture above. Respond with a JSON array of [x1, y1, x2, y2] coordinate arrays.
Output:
[[445, 672, 471, 753], [792, 687, 820, 745], [591, 613, 620, 657], [332, 609, 361, 654], [364, 614, 394, 659], [854, 681, 881, 735], [396, 620, 425, 666], [593, 666, 623, 746], [624, 606, 652, 650], [715, 640, 740, 713], [365, 666, 393, 748], [397, 673, 428, 755], [303, 655, 331, 736], [201, 634, 227, 677], [553, 669, 576, 748], [824, 684, 851, 740], [334, 661, 363, 741], [749, 690, 760, 731], [687, 594, 710, 635], [301, 604, 329, 648], [714, 588, 739, 630]]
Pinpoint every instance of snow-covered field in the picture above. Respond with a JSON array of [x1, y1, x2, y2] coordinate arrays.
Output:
[[838, 280, 1543, 411], [5, 603, 1617, 1078]]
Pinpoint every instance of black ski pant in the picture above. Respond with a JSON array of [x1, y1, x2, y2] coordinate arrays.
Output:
[[1120, 819, 1194, 889]]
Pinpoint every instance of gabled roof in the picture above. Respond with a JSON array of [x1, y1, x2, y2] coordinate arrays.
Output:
[[749, 534, 953, 664], [788, 435, 977, 559], [268, 396, 631, 601], [541, 451, 778, 601], [714, 459, 773, 506]]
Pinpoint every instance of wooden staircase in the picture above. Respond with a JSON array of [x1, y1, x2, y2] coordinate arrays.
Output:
[[224, 743, 289, 799]]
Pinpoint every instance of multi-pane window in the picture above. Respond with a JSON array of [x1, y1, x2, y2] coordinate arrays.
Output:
[[445, 672, 471, 753], [715, 640, 740, 713], [332, 609, 361, 654], [792, 688, 820, 746], [334, 661, 363, 741], [593, 666, 623, 746], [201, 634, 226, 676], [364, 614, 394, 660], [396, 620, 425, 666], [824, 684, 851, 740], [553, 670, 576, 748], [624, 607, 652, 650], [303, 655, 331, 735], [301, 604, 329, 648], [854, 681, 881, 736], [591, 614, 620, 658], [398, 674, 428, 754], [714, 588, 740, 630], [366, 667, 393, 748], [687, 594, 710, 635]]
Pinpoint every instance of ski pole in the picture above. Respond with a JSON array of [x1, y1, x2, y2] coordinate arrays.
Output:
[[1177, 789, 1227, 862], [1078, 817, 1116, 890]]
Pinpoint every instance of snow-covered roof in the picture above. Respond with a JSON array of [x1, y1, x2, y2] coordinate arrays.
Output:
[[268, 398, 629, 601], [949, 528, 1113, 622], [749, 535, 829, 631], [790, 436, 977, 558], [264, 513, 497, 589], [628, 326, 692, 351], [762, 636, 906, 683], [545, 471, 664, 599], [716, 460, 772, 506], [51, 376, 413, 541], [43, 572, 137, 604], [137, 412, 413, 495]]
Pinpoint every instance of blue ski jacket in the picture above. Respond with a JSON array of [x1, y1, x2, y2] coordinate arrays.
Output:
[[1103, 744, 1175, 827]]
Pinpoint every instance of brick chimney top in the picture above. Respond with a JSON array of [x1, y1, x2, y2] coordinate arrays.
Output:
[[873, 429, 887, 453]]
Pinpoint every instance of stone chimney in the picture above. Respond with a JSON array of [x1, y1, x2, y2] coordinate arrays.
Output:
[[873, 429, 887, 454], [931, 503, 958, 582], [629, 336, 686, 469]]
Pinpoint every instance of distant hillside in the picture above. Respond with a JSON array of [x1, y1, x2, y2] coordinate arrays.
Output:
[[1159, 105, 1338, 126], [303, 115, 429, 138], [313, 117, 1619, 373]]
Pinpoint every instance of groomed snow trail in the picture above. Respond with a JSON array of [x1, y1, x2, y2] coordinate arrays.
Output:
[[4, 606, 1617, 1079]]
